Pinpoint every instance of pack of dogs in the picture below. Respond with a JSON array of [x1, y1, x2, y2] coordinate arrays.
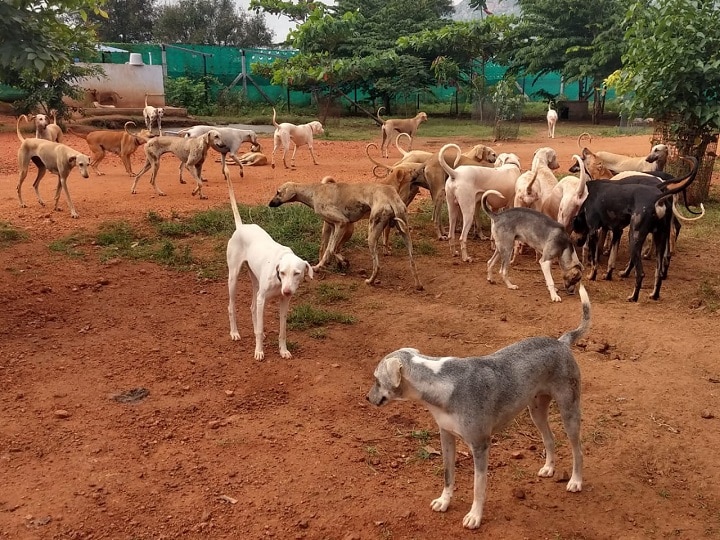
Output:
[[10, 106, 707, 530]]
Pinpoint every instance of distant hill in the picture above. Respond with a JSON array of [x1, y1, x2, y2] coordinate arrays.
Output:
[[452, 0, 520, 19]]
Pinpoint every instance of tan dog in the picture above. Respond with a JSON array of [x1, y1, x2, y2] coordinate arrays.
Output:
[[132, 131, 227, 198], [378, 107, 428, 158], [19, 113, 63, 142], [365, 139, 432, 178], [577, 133, 668, 173], [271, 108, 324, 168], [268, 177, 423, 290], [68, 121, 155, 176], [237, 151, 268, 166], [16, 118, 90, 218], [421, 143, 498, 239], [513, 147, 560, 211]]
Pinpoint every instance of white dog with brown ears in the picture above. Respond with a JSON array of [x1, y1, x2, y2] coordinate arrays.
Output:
[[143, 94, 164, 135]]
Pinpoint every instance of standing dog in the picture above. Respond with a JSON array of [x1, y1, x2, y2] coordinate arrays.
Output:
[[547, 102, 558, 138], [482, 190, 583, 302], [268, 178, 423, 290], [367, 285, 589, 529], [18, 113, 63, 142], [132, 131, 226, 198], [513, 147, 560, 210], [16, 119, 90, 218], [225, 167, 313, 360], [377, 107, 428, 158], [68, 121, 155, 176], [271, 108, 324, 168], [178, 125, 262, 177], [143, 95, 164, 135]]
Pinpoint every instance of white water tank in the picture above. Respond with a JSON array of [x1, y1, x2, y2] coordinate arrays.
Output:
[[128, 53, 144, 66]]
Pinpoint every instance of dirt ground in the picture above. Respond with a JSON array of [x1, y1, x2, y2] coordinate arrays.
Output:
[[0, 117, 719, 540]]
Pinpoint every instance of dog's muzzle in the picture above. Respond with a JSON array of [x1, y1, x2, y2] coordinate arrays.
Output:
[[268, 197, 282, 207]]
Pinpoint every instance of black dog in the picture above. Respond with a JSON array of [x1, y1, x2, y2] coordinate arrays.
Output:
[[572, 158, 697, 302]]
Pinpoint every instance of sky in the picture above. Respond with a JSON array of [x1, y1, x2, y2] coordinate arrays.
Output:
[[236, 0, 466, 45]]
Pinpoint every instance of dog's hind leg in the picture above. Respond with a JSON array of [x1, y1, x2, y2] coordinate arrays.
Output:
[[394, 217, 423, 290], [554, 383, 583, 492], [227, 268, 241, 341], [625, 227, 645, 302], [430, 429, 457, 513], [365, 217, 386, 285], [30, 166, 48, 207], [528, 394, 557, 476], [499, 249, 519, 290]]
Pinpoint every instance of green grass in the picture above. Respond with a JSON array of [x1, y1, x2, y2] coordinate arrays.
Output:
[[315, 282, 356, 304], [0, 222, 28, 248], [49, 233, 86, 258], [287, 304, 356, 330]]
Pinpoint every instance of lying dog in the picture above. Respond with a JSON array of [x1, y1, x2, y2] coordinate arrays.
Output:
[[16, 118, 90, 218], [377, 107, 428, 158], [482, 190, 583, 302], [143, 94, 164, 135], [268, 177, 423, 290], [68, 121, 155, 176], [236, 151, 268, 166], [271, 108, 324, 168], [132, 130, 227, 198], [367, 284, 589, 529], [225, 167, 313, 360], [577, 133, 668, 173]]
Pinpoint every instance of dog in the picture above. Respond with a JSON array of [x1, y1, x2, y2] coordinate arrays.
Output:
[[482, 190, 583, 302], [236, 151, 268, 166], [547, 102, 558, 138], [365, 135, 433, 178], [143, 94, 164, 135], [68, 121, 155, 176], [132, 130, 227, 198], [19, 113, 63, 142], [224, 165, 313, 360], [377, 107, 428, 158], [178, 125, 264, 178], [542, 154, 590, 230], [271, 108, 324, 168], [513, 147, 560, 211], [88, 89, 123, 107], [16, 118, 90, 218], [577, 133, 668, 173], [421, 143, 498, 240], [438, 144, 522, 261], [366, 285, 589, 529], [571, 159, 697, 301], [268, 178, 423, 290]]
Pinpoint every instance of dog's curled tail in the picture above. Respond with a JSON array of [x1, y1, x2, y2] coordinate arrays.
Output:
[[376, 106, 386, 124], [577, 132, 592, 150], [271, 107, 280, 128], [559, 284, 591, 346], [480, 189, 504, 219], [16, 114, 29, 142], [438, 143, 462, 181]]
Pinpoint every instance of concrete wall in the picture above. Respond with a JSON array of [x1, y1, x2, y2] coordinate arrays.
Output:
[[65, 63, 165, 109]]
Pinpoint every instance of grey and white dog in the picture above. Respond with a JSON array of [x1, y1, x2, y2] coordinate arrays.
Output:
[[482, 189, 583, 302], [367, 284, 590, 530]]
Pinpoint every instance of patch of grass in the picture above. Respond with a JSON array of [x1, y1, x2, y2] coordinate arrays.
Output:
[[49, 233, 86, 258], [308, 328, 328, 339], [410, 429, 433, 445], [0, 222, 28, 248], [315, 282, 355, 304], [698, 280, 720, 312], [287, 303, 355, 330], [681, 198, 720, 240], [95, 220, 137, 249]]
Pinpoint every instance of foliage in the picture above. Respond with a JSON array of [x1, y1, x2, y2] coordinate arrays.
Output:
[[90, 0, 155, 42], [0, 0, 107, 79], [501, 0, 626, 98], [154, 0, 274, 47], [164, 76, 218, 115], [491, 76, 526, 121], [249, 0, 318, 24], [287, 304, 356, 330], [617, 0, 720, 135], [0, 222, 28, 248]]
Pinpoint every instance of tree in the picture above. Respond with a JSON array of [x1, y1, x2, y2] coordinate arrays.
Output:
[[249, 0, 317, 24], [91, 0, 156, 43], [616, 0, 720, 202], [154, 0, 274, 47], [499, 0, 626, 121], [0, 0, 107, 79]]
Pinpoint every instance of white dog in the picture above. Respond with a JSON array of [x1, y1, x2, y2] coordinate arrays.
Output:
[[438, 144, 522, 262], [271, 108, 324, 168], [224, 168, 313, 360], [143, 95, 164, 135], [513, 147, 560, 211], [547, 102, 558, 139]]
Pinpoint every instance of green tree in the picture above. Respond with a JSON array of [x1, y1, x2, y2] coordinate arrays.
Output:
[[91, 0, 156, 43], [154, 0, 274, 46], [249, 0, 317, 24], [500, 0, 626, 121], [616, 0, 720, 202]]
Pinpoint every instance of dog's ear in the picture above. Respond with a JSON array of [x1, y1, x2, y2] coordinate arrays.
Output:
[[386, 356, 403, 388], [68, 155, 77, 166], [305, 262, 314, 280]]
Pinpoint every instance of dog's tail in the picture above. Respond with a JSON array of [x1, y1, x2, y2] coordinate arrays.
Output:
[[577, 132, 592, 150], [395, 132, 411, 156], [365, 143, 391, 178], [672, 198, 705, 222], [657, 156, 699, 196], [559, 284, 591, 346], [272, 107, 280, 129], [16, 114, 29, 142], [480, 189, 504, 219], [225, 166, 243, 229], [438, 143, 462, 181], [376, 106, 386, 124], [66, 126, 89, 140], [145, 93, 149, 108]]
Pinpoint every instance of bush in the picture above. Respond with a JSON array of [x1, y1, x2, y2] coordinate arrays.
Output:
[[165, 76, 218, 115]]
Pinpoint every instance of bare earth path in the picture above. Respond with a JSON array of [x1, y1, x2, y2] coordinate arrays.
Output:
[[0, 119, 718, 539]]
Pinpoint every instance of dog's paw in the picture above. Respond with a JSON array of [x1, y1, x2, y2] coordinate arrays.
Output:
[[462, 511, 483, 529], [279, 349, 292, 359], [550, 294, 562, 302], [566, 476, 582, 492], [230, 332, 240, 341], [254, 349, 265, 361], [430, 496, 450, 513], [537, 464, 555, 477]]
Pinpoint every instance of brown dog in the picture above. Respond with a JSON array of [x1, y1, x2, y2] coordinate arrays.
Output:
[[68, 122, 155, 176]]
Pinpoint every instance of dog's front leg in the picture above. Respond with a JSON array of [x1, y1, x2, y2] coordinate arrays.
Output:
[[277, 295, 292, 359], [431, 429, 456, 513], [252, 288, 266, 360], [463, 440, 490, 530], [539, 259, 561, 302], [55, 176, 79, 219]]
